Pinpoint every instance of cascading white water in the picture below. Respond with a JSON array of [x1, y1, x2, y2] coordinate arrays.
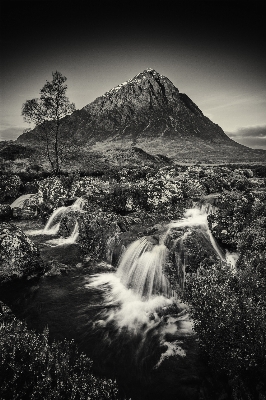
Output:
[[45, 221, 79, 247], [168, 207, 224, 260], [10, 193, 35, 209], [25, 197, 86, 244], [43, 197, 86, 235], [116, 237, 172, 298], [89, 207, 225, 310], [86, 205, 228, 366], [43, 206, 68, 235], [225, 250, 239, 271]]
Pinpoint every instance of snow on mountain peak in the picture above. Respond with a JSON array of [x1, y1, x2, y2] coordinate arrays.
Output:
[[103, 69, 164, 97]]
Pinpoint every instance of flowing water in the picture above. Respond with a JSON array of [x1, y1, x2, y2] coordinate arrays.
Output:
[[10, 193, 35, 209], [25, 197, 86, 245], [2, 203, 235, 399]]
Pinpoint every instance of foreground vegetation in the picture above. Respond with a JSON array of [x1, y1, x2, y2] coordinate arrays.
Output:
[[0, 303, 120, 399], [1, 158, 266, 399], [182, 190, 266, 399]]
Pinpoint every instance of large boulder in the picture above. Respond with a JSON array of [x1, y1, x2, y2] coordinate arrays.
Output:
[[78, 211, 127, 265], [58, 210, 128, 265], [0, 223, 44, 284], [165, 225, 221, 291], [0, 204, 12, 221], [11, 194, 40, 220]]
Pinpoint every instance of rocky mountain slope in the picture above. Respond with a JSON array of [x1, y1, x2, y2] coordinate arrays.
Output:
[[79, 68, 230, 143], [17, 68, 265, 163]]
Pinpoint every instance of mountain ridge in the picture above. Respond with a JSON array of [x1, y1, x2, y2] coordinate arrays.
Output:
[[16, 68, 265, 163], [78, 68, 229, 143]]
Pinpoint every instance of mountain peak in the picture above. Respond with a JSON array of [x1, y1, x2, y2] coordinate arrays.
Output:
[[141, 67, 161, 75], [18, 68, 235, 153], [103, 68, 166, 96]]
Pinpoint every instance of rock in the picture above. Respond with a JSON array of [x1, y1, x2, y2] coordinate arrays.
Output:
[[24, 180, 39, 194], [0, 223, 44, 284], [165, 226, 221, 290], [0, 204, 12, 221], [20, 206, 38, 219], [10, 194, 40, 219], [76, 211, 127, 264], [44, 260, 68, 276]]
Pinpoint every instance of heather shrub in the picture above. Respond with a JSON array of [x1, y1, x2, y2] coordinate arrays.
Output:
[[0, 304, 120, 399], [183, 262, 266, 398]]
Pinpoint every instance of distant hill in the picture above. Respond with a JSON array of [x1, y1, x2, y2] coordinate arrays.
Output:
[[17, 68, 266, 164]]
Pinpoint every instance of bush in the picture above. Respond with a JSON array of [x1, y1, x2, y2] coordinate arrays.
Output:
[[183, 261, 266, 399], [208, 190, 266, 251], [0, 303, 120, 399]]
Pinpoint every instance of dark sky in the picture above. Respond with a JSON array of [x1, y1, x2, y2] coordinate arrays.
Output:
[[1, 1, 266, 148]]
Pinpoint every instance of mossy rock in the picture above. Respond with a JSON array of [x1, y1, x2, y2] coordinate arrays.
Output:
[[0, 222, 44, 284]]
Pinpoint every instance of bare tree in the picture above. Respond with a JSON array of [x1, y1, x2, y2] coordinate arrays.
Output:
[[22, 71, 75, 175]]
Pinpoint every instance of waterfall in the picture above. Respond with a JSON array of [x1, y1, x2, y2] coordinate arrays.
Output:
[[43, 197, 86, 235], [10, 193, 35, 209], [225, 250, 239, 271], [114, 210, 203, 300], [45, 221, 79, 247], [84, 203, 235, 373], [43, 206, 68, 235], [116, 237, 172, 299], [105, 206, 225, 303], [25, 197, 85, 243], [169, 207, 224, 259], [85, 205, 226, 365]]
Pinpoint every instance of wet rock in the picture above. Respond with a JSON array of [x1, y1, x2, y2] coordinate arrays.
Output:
[[44, 260, 68, 276], [0, 204, 12, 221], [11, 194, 40, 220], [0, 301, 15, 323], [165, 226, 221, 291], [77, 211, 128, 264], [0, 223, 44, 284], [20, 206, 38, 219]]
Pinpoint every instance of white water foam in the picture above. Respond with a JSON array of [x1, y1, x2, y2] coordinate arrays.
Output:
[[86, 272, 193, 367], [87, 273, 174, 332], [116, 237, 172, 299], [10, 194, 35, 209], [25, 197, 85, 245], [45, 221, 79, 247], [167, 207, 224, 260]]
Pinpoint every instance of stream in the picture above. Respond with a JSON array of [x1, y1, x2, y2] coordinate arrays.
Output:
[[1, 206, 224, 400]]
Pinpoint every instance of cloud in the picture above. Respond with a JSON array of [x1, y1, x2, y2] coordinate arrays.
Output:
[[226, 125, 266, 150], [203, 93, 266, 112]]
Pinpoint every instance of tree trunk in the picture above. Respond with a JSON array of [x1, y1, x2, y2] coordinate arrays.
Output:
[[55, 119, 60, 175]]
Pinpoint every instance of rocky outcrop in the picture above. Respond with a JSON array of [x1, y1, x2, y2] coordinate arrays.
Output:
[[17, 68, 233, 145], [0, 223, 44, 284], [57, 210, 128, 265], [0, 204, 12, 221], [79, 69, 231, 143]]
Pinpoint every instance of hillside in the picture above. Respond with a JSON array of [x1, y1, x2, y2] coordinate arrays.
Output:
[[17, 68, 265, 164]]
